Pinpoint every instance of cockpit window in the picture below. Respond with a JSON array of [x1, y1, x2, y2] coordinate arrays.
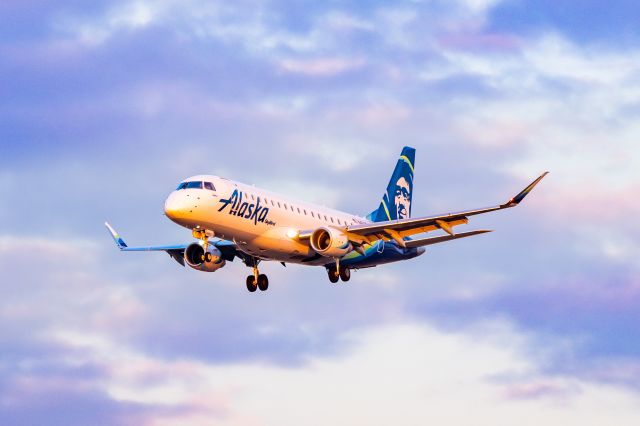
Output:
[[176, 181, 203, 190], [204, 182, 215, 191]]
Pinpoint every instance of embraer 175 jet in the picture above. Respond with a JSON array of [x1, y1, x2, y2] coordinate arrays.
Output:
[[106, 147, 547, 292]]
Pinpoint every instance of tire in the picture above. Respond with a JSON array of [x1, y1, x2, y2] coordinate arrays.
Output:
[[328, 267, 339, 283], [246, 276, 257, 292], [258, 274, 269, 291], [339, 267, 351, 282]]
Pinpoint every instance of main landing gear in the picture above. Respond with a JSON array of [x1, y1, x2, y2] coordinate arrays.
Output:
[[327, 259, 351, 284], [246, 274, 269, 292], [245, 257, 269, 292]]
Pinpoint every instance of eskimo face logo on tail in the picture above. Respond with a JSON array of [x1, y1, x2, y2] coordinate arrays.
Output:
[[394, 177, 411, 219], [218, 190, 274, 226]]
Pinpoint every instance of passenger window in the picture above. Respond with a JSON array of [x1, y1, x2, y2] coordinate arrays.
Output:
[[278, 202, 281, 208], [324, 215, 328, 221], [304, 209, 307, 215], [204, 182, 215, 191], [297, 207, 301, 214], [311, 212, 315, 218]]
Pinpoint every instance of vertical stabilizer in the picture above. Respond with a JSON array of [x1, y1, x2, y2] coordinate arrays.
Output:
[[367, 147, 416, 222]]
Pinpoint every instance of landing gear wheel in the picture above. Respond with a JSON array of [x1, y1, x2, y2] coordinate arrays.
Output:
[[258, 274, 269, 291], [328, 267, 340, 283], [246, 276, 257, 292], [339, 267, 351, 282], [205, 252, 213, 262]]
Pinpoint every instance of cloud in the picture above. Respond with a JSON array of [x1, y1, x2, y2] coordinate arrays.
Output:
[[487, 0, 640, 44], [277, 57, 365, 77], [55, 1, 158, 45], [3, 1, 640, 423], [3, 232, 640, 424], [35, 322, 640, 425]]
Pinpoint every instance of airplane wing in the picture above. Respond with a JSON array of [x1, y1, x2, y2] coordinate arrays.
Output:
[[343, 172, 548, 247], [104, 222, 240, 266], [298, 172, 547, 248]]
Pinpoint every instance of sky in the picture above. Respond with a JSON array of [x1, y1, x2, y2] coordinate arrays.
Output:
[[1, 0, 639, 424]]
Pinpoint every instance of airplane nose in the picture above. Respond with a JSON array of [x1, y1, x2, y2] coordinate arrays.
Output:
[[164, 192, 190, 219]]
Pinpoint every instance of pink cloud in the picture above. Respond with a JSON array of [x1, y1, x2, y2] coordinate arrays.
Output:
[[322, 103, 412, 128], [439, 32, 521, 51], [277, 57, 365, 76], [532, 183, 640, 222], [504, 381, 578, 401]]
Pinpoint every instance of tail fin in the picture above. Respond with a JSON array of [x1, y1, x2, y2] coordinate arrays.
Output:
[[367, 146, 416, 222]]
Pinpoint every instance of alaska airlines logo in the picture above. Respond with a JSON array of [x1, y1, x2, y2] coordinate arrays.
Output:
[[218, 190, 275, 226]]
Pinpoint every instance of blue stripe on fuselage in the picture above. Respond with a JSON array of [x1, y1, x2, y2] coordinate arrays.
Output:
[[339, 241, 423, 269]]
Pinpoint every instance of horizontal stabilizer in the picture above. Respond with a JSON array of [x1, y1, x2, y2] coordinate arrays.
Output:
[[405, 230, 492, 248]]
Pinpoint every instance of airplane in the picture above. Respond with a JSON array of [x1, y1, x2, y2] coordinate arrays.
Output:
[[106, 147, 547, 292]]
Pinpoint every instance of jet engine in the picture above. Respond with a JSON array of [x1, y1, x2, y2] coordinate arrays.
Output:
[[184, 243, 226, 272], [310, 227, 353, 258]]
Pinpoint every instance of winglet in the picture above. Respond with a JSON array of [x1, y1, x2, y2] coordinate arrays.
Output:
[[503, 172, 548, 207], [105, 222, 128, 249]]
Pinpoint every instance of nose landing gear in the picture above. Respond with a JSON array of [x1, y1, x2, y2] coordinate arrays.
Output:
[[245, 257, 269, 292]]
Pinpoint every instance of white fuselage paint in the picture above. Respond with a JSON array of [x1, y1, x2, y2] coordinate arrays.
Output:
[[164, 175, 370, 265]]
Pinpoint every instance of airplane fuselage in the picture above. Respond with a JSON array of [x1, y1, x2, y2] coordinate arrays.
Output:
[[164, 175, 422, 267]]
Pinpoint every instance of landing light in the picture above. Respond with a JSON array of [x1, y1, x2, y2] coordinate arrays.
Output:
[[287, 229, 299, 239]]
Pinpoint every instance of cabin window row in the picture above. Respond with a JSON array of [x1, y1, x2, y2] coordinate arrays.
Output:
[[244, 193, 355, 225]]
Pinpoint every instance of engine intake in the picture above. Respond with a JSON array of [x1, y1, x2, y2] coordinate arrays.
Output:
[[310, 227, 353, 258], [184, 243, 226, 272]]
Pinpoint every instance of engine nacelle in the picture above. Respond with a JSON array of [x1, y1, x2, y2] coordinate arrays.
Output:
[[184, 243, 226, 272], [310, 227, 353, 258]]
